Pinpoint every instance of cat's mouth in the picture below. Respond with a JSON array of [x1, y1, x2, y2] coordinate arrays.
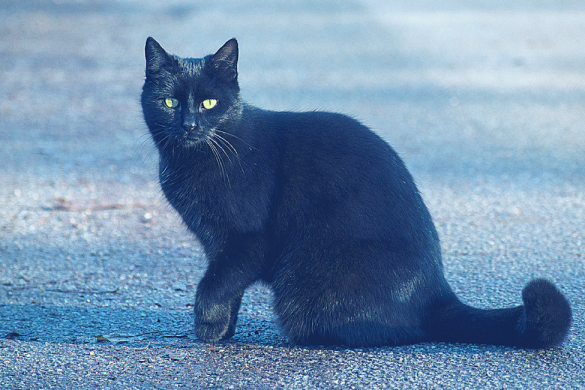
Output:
[[179, 130, 210, 147]]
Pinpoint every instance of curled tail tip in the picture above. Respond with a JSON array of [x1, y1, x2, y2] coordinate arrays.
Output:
[[519, 278, 572, 348]]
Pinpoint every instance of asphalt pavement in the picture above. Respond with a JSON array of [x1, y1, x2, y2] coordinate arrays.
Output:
[[1, 0, 584, 388]]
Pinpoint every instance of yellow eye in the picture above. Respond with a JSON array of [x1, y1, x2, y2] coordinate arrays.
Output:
[[164, 98, 179, 108], [202, 99, 218, 110]]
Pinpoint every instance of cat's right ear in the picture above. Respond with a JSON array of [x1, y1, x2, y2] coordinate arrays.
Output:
[[211, 38, 238, 81], [145, 37, 172, 76]]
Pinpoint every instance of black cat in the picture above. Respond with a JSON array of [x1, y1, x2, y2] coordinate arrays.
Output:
[[141, 37, 571, 348]]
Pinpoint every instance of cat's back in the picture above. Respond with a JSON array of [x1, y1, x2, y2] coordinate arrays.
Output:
[[247, 106, 397, 169], [272, 109, 381, 149]]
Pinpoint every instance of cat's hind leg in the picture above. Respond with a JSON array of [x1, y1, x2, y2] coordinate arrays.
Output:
[[270, 244, 427, 347]]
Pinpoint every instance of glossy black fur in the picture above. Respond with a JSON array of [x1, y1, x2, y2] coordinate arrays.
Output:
[[141, 37, 571, 348]]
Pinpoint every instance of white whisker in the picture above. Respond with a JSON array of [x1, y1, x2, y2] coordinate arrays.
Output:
[[213, 132, 246, 176], [205, 138, 230, 187], [214, 134, 238, 155], [215, 129, 257, 151], [209, 136, 233, 163]]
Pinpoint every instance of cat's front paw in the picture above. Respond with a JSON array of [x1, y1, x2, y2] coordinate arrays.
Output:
[[195, 319, 231, 342], [194, 301, 233, 342]]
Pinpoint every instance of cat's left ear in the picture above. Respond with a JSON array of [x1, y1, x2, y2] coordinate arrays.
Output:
[[145, 37, 173, 76], [211, 38, 238, 80]]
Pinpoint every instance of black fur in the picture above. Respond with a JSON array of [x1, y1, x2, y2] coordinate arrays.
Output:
[[141, 37, 572, 348]]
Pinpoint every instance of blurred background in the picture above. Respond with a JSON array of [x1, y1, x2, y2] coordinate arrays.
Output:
[[3, 0, 585, 184]]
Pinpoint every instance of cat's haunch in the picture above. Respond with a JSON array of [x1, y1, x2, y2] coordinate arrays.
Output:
[[141, 37, 571, 348]]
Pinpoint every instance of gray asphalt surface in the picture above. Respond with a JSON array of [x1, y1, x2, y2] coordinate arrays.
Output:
[[1, 0, 584, 388]]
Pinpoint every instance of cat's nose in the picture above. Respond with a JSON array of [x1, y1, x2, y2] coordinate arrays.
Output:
[[182, 114, 197, 130]]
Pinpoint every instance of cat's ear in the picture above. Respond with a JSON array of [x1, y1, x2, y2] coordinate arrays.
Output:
[[145, 37, 172, 76], [210, 38, 238, 80]]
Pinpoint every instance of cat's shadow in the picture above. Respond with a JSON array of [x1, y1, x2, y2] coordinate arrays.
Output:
[[0, 303, 285, 347]]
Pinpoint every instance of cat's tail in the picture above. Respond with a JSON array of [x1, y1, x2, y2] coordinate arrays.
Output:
[[425, 279, 571, 348]]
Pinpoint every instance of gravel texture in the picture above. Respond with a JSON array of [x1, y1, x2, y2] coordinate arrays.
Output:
[[1, 0, 584, 388]]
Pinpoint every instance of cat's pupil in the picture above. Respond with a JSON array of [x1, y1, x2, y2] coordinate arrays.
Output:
[[202, 99, 218, 110]]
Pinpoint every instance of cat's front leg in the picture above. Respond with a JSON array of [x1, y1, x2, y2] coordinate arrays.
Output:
[[193, 257, 254, 342], [193, 233, 266, 342]]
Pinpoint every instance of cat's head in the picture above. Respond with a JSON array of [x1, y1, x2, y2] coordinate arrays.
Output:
[[141, 37, 242, 153]]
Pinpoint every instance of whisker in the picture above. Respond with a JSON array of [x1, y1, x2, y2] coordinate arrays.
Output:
[[209, 137, 233, 164], [213, 133, 246, 176], [215, 129, 257, 151], [214, 134, 238, 155], [205, 139, 230, 187], [133, 133, 158, 169]]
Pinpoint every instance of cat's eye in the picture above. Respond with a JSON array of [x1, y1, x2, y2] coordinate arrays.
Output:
[[202, 99, 218, 110], [164, 98, 179, 108]]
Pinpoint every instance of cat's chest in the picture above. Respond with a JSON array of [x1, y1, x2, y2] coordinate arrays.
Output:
[[158, 159, 270, 234]]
